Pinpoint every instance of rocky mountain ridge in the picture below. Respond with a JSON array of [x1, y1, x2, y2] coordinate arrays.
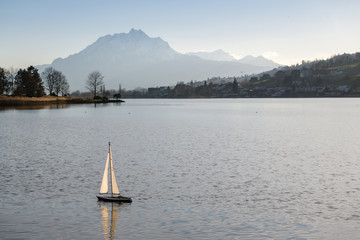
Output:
[[38, 29, 279, 91]]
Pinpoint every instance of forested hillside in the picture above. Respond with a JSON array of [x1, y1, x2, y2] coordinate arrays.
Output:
[[253, 52, 360, 89]]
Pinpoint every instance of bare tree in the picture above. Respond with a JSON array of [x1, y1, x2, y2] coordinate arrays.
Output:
[[0, 67, 16, 95], [0, 67, 6, 94], [59, 75, 70, 96], [41, 67, 70, 96], [41, 67, 58, 95], [86, 71, 104, 97], [7, 67, 16, 95], [53, 71, 62, 96]]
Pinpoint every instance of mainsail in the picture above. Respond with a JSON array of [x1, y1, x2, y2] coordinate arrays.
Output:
[[100, 153, 110, 194]]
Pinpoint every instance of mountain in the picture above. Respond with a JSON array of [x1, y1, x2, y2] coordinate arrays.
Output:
[[237, 55, 280, 68], [187, 49, 236, 61], [187, 50, 280, 68], [38, 29, 280, 91]]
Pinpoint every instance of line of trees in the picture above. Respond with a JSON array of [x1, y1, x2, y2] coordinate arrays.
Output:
[[1, 66, 123, 100], [0, 66, 70, 97], [0, 66, 119, 99], [0, 66, 45, 97]]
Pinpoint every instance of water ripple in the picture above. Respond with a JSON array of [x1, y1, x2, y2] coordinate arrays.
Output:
[[1, 99, 360, 239]]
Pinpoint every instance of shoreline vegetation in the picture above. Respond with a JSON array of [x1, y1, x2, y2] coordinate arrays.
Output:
[[0, 95, 124, 107]]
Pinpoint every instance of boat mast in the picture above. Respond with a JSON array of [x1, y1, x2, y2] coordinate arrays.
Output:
[[109, 142, 113, 197]]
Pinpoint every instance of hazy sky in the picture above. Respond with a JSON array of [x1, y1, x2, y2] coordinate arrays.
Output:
[[1, 0, 359, 69]]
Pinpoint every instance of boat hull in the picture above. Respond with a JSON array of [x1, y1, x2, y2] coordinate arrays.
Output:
[[97, 195, 132, 203]]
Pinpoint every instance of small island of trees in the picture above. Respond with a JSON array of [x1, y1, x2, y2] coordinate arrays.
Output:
[[0, 66, 122, 106], [0, 66, 70, 98]]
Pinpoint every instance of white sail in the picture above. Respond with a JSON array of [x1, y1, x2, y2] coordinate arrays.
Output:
[[109, 145, 120, 195], [99, 153, 110, 194]]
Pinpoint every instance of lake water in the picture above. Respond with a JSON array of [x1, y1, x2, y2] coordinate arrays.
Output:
[[0, 98, 359, 239]]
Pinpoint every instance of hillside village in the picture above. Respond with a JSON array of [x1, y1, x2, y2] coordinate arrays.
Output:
[[123, 52, 360, 98]]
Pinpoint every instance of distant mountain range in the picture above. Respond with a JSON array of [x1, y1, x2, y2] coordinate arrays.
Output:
[[38, 29, 280, 91], [186, 49, 236, 61], [186, 49, 279, 68]]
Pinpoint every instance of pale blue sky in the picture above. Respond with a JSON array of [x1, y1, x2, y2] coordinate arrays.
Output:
[[1, 0, 359, 68]]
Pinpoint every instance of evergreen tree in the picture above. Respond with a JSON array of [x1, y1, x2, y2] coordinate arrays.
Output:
[[0, 67, 6, 94], [14, 66, 45, 97], [232, 78, 238, 94]]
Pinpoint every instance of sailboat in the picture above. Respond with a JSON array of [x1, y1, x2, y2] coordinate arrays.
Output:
[[96, 142, 132, 203]]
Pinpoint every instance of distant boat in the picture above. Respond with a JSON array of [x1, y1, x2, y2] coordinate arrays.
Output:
[[97, 142, 132, 203]]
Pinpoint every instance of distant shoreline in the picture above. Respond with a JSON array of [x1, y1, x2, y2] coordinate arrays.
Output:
[[0, 95, 124, 106]]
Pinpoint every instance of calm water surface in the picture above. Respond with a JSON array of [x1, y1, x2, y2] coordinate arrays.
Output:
[[0, 99, 359, 239]]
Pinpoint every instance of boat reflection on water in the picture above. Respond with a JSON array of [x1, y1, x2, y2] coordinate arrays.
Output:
[[99, 202, 125, 240]]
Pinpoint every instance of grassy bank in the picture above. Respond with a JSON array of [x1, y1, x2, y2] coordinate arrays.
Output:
[[0, 95, 99, 106]]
